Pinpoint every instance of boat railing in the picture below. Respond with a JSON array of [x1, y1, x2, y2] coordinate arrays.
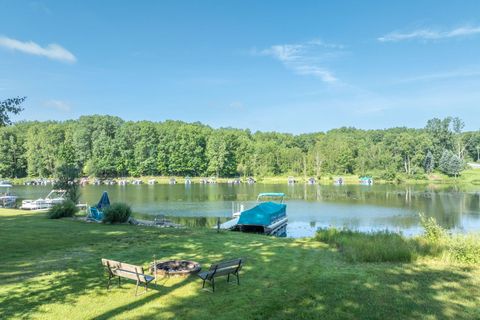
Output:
[[256, 192, 285, 203], [231, 202, 246, 217]]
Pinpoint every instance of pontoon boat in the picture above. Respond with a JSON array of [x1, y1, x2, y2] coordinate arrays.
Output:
[[20, 190, 67, 210]]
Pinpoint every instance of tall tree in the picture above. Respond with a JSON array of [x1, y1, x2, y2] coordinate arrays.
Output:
[[423, 151, 434, 174], [0, 97, 26, 127], [425, 117, 454, 161], [451, 117, 467, 159], [0, 127, 27, 178]]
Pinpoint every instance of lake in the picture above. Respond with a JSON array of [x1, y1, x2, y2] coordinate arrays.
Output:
[[10, 183, 480, 238]]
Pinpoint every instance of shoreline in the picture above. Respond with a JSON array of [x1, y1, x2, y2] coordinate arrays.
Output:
[[6, 169, 480, 186]]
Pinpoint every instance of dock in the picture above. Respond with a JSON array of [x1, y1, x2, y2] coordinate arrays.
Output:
[[218, 217, 239, 230], [217, 216, 287, 236]]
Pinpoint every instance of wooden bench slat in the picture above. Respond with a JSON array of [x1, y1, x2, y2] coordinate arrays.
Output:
[[118, 263, 143, 274], [114, 269, 140, 281], [210, 258, 242, 270], [198, 258, 244, 291]]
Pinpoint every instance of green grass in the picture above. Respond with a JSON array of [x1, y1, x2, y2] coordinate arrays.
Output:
[[1, 209, 480, 319], [315, 228, 420, 262]]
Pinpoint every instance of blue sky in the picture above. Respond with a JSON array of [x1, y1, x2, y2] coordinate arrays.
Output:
[[1, 1, 480, 133]]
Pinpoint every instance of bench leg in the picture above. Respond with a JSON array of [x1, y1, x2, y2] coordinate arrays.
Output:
[[236, 273, 240, 285], [118, 276, 121, 287], [212, 278, 215, 292], [135, 280, 139, 296], [227, 274, 230, 283], [107, 275, 112, 290], [202, 279, 206, 288]]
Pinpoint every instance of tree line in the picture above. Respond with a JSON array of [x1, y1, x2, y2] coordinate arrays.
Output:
[[0, 115, 479, 180]]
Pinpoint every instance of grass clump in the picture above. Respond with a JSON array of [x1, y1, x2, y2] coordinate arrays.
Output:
[[47, 200, 79, 219], [316, 228, 415, 262], [102, 203, 132, 224], [445, 234, 480, 264], [418, 213, 480, 264]]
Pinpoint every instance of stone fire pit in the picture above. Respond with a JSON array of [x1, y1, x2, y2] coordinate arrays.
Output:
[[151, 260, 201, 277]]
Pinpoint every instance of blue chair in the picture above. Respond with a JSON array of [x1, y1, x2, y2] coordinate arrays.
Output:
[[88, 207, 104, 221]]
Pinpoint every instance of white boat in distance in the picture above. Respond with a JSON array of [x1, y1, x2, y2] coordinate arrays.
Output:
[[20, 190, 67, 210], [0, 182, 17, 208]]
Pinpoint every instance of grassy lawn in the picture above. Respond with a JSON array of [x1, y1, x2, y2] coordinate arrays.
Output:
[[1, 209, 479, 319]]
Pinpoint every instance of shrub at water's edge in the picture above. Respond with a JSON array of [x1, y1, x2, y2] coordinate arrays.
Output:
[[419, 213, 446, 243], [47, 200, 79, 219], [102, 203, 132, 224], [446, 234, 480, 264]]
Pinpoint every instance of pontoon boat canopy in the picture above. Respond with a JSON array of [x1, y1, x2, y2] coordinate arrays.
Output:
[[257, 192, 285, 198]]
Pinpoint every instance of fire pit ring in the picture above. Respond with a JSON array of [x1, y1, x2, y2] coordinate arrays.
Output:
[[151, 260, 201, 277]]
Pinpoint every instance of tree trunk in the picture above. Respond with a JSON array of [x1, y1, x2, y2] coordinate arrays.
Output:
[[315, 152, 322, 178], [303, 156, 307, 181]]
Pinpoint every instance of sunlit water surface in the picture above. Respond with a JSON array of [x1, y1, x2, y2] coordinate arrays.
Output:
[[10, 183, 480, 238]]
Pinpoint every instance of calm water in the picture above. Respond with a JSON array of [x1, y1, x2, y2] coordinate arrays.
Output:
[[10, 183, 480, 238]]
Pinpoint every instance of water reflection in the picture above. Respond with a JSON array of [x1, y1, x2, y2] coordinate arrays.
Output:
[[9, 183, 480, 238]]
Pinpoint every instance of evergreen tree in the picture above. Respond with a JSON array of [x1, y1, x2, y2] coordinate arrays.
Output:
[[439, 150, 463, 177], [423, 150, 434, 173], [449, 154, 464, 178]]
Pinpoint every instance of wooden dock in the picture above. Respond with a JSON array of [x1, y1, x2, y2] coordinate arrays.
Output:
[[218, 217, 239, 230]]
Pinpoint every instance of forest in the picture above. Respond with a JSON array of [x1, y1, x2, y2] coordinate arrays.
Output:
[[0, 115, 479, 180]]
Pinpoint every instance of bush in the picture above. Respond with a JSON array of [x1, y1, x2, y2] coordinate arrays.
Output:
[[316, 228, 415, 263], [419, 213, 446, 243], [445, 235, 480, 264], [102, 203, 132, 224], [47, 200, 79, 219], [418, 213, 480, 264], [379, 169, 396, 181]]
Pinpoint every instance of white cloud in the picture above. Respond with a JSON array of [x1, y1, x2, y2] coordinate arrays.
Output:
[[378, 25, 480, 42], [0, 36, 76, 63], [253, 39, 343, 83], [43, 100, 72, 112], [398, 68, 480, 83], [229, 101, 244, 110], [29, 1, 53, 15]]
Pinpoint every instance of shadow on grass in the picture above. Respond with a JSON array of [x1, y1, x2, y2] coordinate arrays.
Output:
[[135, 250, 479, 319], [91, 279, 188, 320], [0, 212, 193, 318]]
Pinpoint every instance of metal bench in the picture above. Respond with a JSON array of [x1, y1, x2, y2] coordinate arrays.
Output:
[[197, 258, 244, 292], [101, 258, 156, 296]]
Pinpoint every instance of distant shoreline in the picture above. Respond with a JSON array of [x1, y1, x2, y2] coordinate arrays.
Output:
[[6, 169, 480, 186]]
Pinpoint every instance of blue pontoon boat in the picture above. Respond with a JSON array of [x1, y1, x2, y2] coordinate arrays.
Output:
[[236, 193, 287, 235]]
